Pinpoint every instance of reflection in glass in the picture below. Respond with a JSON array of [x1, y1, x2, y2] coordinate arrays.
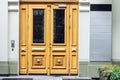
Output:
[[33, 9, 44, 43], [54, 10, 65, 43]]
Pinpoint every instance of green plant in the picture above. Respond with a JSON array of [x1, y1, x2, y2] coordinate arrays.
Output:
[[110, 65, 120, 80], [98, 65, 120, 80], [98, 65, 112, 77]]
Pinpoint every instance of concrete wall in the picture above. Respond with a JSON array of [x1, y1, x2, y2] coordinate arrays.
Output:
[[8, 0, 19, 63], [79, 0, 90, 62], [0, 0, 19, 75], [0, 0, 9, 74], [112, 0, 120, 61], [79, 0, 112, 62], [8, 12, 19, 61], [91, 0, 112, 4], [8, 0, 19, 74], [0, 0, 8, 62], [79, 0, 112, 77]]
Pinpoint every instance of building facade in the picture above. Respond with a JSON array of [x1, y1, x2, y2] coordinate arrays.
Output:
[[0, 0, 120, 77]]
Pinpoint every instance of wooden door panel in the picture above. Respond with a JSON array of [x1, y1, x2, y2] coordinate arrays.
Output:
[[20, 4, 28, 74], [28, 4, 48, 74], [50, 4, 69, 74], [70, 4, 78, 74], [20, 3, 78, 75]]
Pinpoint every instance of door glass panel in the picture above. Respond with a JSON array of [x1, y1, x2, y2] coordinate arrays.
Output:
[[33, 9, 44, 43], [54, 10, 65, 43]]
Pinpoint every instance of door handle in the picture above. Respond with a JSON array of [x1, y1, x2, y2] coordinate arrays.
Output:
[[49, 43, 52, 48]]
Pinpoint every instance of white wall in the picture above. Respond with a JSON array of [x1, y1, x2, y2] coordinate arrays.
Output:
[[0, 0, 19, 62], [8, 11, 19, 61], [112, 0, 120, 61], [0, 0, 8, 61], [79, 0, 90, 61], [90, 0, 112, 4], [8, 0, 19, 62], [79, 12, 90, 61], [79, 0, 112, 62]]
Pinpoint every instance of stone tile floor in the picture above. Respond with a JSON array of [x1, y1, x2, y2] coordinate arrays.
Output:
[[0, 75, 92, 80]]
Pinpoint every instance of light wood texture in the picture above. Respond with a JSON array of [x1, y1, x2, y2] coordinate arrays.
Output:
[[28, 4, 48, 74], [20, 4, 28, 74], [20, 0, 78, 3], [20, 3, 78, 75], [69, 4, 78, 74]]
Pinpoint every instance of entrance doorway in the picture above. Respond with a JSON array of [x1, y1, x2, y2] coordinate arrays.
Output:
[[20, 3, 78, 75]]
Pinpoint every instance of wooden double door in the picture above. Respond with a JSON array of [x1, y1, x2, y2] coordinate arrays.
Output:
[[20, 3, 78, 75]]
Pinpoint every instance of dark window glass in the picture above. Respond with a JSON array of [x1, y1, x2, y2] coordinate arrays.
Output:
[[33, 9, 44, 43], [54, 10, 65, 43], [90, 4, 112, 11]]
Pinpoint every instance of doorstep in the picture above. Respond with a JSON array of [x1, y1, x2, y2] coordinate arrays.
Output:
[[0, 75, 92, 80]]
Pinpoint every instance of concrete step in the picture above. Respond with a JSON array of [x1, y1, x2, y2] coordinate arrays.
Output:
[[1, 78, 93, 80], [0, 76, 92, 80]]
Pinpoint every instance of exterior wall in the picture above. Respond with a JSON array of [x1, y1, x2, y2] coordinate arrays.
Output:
[[78, 0, 90, 77], [79, 0, 112, 77], [0, 0, 120, 78], [79, 0, 90, 62], [0, 0, 19, 75], [8, 0, 19, 74], [79, 0, 112, 62], [112, 0, 120, 62], [90, 4, 112, 61], [0, 0, 8, 62], [0, 0, 9, 74], [90, 0, 112, 4]]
